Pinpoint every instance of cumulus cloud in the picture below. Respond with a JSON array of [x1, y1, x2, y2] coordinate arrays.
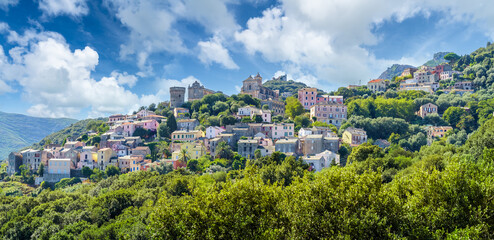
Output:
[[0, 0, 18, 11], [38, 0, 89, 17], [105, 0, 239, 72], [0, 26, 169, 118], [109, 71, 138, 87], [198, 36, 239, 69], [235, 0, 494, 90]]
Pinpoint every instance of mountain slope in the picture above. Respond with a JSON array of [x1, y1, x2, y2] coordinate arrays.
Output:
[[378, 64, 415, 80], [0, 112, 77, 160]]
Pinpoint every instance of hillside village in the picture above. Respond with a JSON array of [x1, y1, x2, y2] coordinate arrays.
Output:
[[4, 49, 494, 185]]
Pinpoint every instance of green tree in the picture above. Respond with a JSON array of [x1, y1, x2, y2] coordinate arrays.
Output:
[[105, 165, 120, 177], [347, 143, 384, 164], [82, 166, 93, 178], [216, 141, 234, 159], [443, 106, 467, 128], [444, 52, 460, 64], [285, 96, 304, 119], [179, 149, 190, 164], [37, 163, 44, 177], [220, 115, 237, 126], [167, 113, 178, 133], [187, 159, 199, 172], [157, 122, 170, 139], [254, 115, 263, 123]]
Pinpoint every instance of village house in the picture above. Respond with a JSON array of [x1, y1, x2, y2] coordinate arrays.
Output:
[[177, 119, 199, 131], [298, 126, 337, 138], [136, 109, 155, 118], [259, 109, 272, 123], [261, 99, 285, 116], [298, 87, 318, 110], [310, 103, 347, 127], [171, 130, 204, 142], [238, 139, 259, 159], [237, 105, 260, 118], [173, 107, 189, 118], [300, 135, 339, 156], [129, 146, 151, 157], [417, 103, 438, 118], [316, 95, 344, 104], [401, 67, 417, 77], [64, 141, 85, 149], [97, 148, 117, 170], [302, 155, 325, 172], [272, 123, 294, 139], [275, 138, 302, 156], [7, 152, 22, 175], [367, 79, 389, 93], [428, 126, 453, 138], [206, 126, 225, 139], [171, 143, 206, 161], [342, 128, 368, 147], [45, 158, 71, 182], [108, 114, 127, 125], [20, 149, 41, 171], [315, 150, 340, 166], [454, 81, 473, 90]]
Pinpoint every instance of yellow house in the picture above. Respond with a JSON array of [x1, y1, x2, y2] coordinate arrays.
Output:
[[171, 142, 207, 161], [171, 130, 204, 142], [97, 148, 117, 170]]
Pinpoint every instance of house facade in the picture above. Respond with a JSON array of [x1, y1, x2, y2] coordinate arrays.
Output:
[[310, 103, 347, 127], [342, 128, 368, 147], [417, 103, 438, 118]]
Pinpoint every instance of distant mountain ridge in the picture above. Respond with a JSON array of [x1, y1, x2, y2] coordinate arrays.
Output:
[[0, 112, 77, 160], [378, 64, 415, 80]]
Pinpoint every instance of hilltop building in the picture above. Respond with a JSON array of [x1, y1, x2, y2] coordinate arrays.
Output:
[[188, 81, 216, 101], [170, 87, 186, 108], [240, 73, 279, 100]]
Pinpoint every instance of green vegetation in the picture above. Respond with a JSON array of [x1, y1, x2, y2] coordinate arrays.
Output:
[[2, 118, 494, 238], [30, 118, 107, 149], [0, 111, 77, 160], [182, 93, 260, 127], [262, 78, 310, 96]]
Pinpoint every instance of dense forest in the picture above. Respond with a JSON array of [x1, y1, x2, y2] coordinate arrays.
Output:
[[2, 44, 494, 239]]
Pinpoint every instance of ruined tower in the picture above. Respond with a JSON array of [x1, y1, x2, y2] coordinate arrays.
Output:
[[170, 87, 186, 108]]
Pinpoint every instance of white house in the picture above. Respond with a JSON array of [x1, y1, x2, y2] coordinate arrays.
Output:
[[206, 126, 225, 139], [259, 109, 272, 123], [237, 106, 259, 117]]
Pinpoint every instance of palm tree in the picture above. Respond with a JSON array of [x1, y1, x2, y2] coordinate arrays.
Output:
[[178, 149, 190, 164]]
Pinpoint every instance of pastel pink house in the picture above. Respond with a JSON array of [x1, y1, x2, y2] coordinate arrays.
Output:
[[298, 87, 318, 110], [272, 123, 294, 139]]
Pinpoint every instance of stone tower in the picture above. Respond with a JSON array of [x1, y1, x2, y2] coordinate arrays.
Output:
[[170, 87, 186, 108], [188, 81, 205, 102]]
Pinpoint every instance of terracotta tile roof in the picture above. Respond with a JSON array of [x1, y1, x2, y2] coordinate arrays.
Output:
[[368, 79, 385, 83]]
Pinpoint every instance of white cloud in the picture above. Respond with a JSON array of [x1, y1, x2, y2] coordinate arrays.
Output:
[[198, 36, 239, 69], [38, 0, 89, 17], [0, 27, 166, 118], [235, 0, 494, 90], [105, 0, 239, 72], [0, 0, 18, 11], [109, 71, 138, 87]]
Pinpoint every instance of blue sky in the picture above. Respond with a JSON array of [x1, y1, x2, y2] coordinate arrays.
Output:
[[0, 0, 493, 119]]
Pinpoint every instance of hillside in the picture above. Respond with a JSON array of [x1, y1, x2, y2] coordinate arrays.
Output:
[[263, 78, 325, 96], [30, 118, 108, 149], [0, 112, 77, 160], [378, 64, 415, 80], [423, 52, 451, 67]]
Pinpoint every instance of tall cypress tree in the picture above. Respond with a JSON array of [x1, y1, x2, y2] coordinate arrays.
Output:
[[167, 113, 177, 133]]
